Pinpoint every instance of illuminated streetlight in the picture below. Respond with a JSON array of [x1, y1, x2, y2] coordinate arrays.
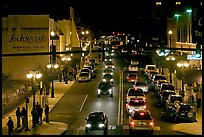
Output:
[[177, 61, 189, 91], [47, 64, 59, 98], [168, 30, 173, 49], [26, 70, 42, 108]]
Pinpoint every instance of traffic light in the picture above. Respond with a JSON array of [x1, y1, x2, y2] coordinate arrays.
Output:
[[196, 44, 201, 58], [196, 49, 201, 58]]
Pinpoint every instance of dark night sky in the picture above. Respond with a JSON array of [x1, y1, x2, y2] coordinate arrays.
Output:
[[1, 0, 155, 35], [3, 0, 200, 36]]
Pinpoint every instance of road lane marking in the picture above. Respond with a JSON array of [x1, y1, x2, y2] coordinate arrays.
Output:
[[79, 95, 88, 112]]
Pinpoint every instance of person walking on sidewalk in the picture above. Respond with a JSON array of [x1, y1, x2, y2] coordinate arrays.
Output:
[[31, 106, 38, 128], [7, 116, 14, 135], [37, 104, 43, 124], [21, 107, 26, 129], [44, 104, 49, 123], [196, 91, 201, 113], [16, 106, 21, 128]]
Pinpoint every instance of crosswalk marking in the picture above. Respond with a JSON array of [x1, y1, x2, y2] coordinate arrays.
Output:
[[78, 125, 160, 131]]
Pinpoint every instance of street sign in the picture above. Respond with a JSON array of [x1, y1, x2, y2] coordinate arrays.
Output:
[[187, 54, 202, 60]]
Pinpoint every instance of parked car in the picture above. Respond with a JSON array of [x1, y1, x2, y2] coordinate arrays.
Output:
[[151, 74, 167, 88], [165, 94, 183, 110], [133, 81, 149, 94], [128, 109, 154, 134], [126, 98, 147, 117], [85, 111, 108, 134], [163, 102, 196, 122], [126, 73, 138, 83], [155, 80, 169, 92], [159, 83, 175, 95], [97, 81, 113, 98], [159, 90, 176, 105]]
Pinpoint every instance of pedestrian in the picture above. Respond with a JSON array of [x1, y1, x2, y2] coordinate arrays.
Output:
[[35, 102, 40, 124], [44, 104, 49, 123], [196, 91, 201, 113], [73, 68, 77, 80], [21, 107, 26, 129], [7, 116, 14, 135], [37, 104, 43, 124], [31, 106, 38, 128], [16, 106, 21, 128]]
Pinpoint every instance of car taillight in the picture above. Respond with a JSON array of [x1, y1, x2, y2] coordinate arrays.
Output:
[[130, 121, 135, 126], [140, 112, 145, 116], [143, 105, 146, 109], [150, 121, 154, 126], [126, 104, 130, 108]]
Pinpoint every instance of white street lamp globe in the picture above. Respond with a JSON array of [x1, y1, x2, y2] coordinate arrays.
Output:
[[51, 31, 55, 36], [36, 73, 42, 79], [27, 73, 33, 79]]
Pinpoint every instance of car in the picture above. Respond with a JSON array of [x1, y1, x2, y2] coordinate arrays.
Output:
[[128, 64, 138, 72], [102, 73, 114, 85], [165, 94, 184, 110], [163, 102, 196, 122], [104, 56, 113, 62], [78, 72, 91, 82], [126, 73, 138, 83], [126, 98, 147, 117], [97, 81, 113, 98], [126, 88, 146, 101], [144, 65, 159, 74], [159, 83, 175, 95], [85, 111, 108, 134], [155, 80, 169, 92], [103, 67, 113, 75], [151, 74, 167, 88], [131, 59, 139, 65], [159, 90, 176, 105], [133, 81, 149, 94], [128, 109, 154, 134], [105, 61, 114, 70]]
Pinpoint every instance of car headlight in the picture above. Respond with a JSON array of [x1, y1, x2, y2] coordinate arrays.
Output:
[[85, 124, 91, 128], [98, 89, 101, 94], [110, 79, 113, 82], [102, 79, 106, 82], [105, 59, 107, 61], [108, 89, 112, 92], [99, 123, 105, 128], [103, 73, 105, 75], [110, 73, 113, 75], [112, 66, 114, 68], [105, 66, 107, 68]]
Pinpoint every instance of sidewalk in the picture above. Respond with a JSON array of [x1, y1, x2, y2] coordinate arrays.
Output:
[[163, 68, 202, 135], [2, 80, 76, 135]]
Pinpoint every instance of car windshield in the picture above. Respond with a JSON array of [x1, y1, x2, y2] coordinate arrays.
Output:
[[103, 74, 113, 79], [128, 100, 145, 106], [170, 96, 183, 103], [104, 68, 113, 72], [162, 92, 175, 98], [128, 74, 137, 77], [89, 114, 104, 121], [135, 82, 147, 86], [148, 66, 157, 70], [79, 73, 89, 77], [99, 82, 111, 88], [154, 75, 166, 80], [128, 89, 144, 96], [132, 112, 152, 120], [162, 84, 175, 90]]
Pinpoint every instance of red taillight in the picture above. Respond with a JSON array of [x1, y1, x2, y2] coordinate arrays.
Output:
[[140, 112, 145, 116], [150, 121, 154, 126], [130, 121, 135, 126]]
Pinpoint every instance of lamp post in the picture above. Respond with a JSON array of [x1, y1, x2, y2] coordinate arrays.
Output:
[[177, 61, 189, 91], [26, 70, 42, 108], [47, 63, 59, 98], [168, 30, 172, 49], [166, 54, 175, 84]]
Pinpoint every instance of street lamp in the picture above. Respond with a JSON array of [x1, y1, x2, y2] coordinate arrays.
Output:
[[166, 54, 176, 84], [26, 70, 42, 108], [168, 30, 173, 49], [47, 63, 59, 98], [177, 61, 189, 91]]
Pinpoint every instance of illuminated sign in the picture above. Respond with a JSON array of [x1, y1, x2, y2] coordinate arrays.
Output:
[[187, 54, 202, 60]]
